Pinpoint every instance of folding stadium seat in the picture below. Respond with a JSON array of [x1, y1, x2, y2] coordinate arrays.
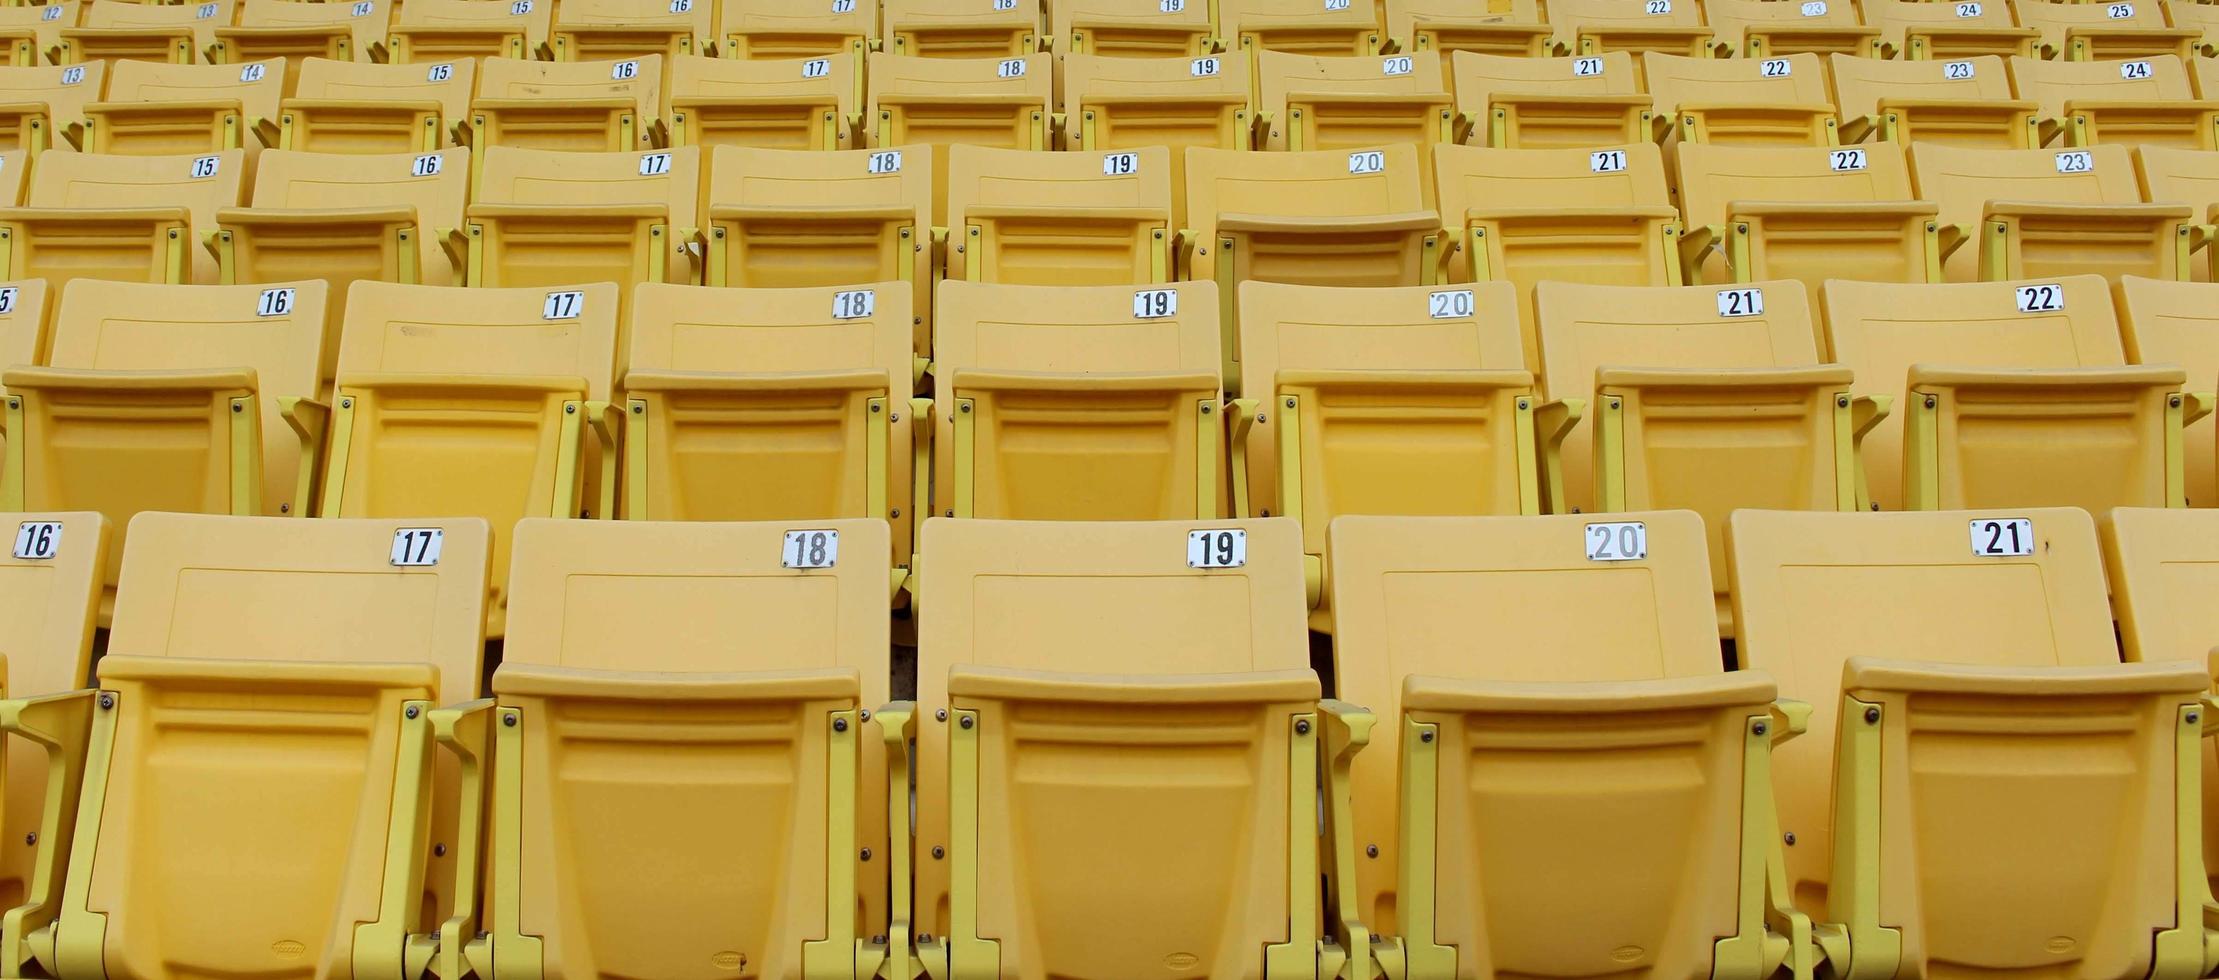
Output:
[[11, 511, 489, 980], [2164, 0, 2219, 57], [866, 53, 1050, 218], [0, 61, 104, 157], [1328, 512, 1811, 975], [387, 0, 551, 62], [321, 281, 621, 635], [79, 57, 281, 159], [1642, 52, 1840, 147], [1863, 0, 2035, 59], [1219, 0, 1383, 55], [1547, 0, 1715, 73], [945, 143, 1170, 285], [0, 510, 103, 941], [0, 1, 78, 68], [1185, 143, 1444, 388], [1828, 53, 2037, 147], [278, 57, 474, 154], [549, 0, 711, 61], [1728, 507, 2217, 980], [0, 279, 52, 476], [214, 147, 469, 393], [667, 51, 859, 150], [1449, 51, 1653, 149], [2116, 276, 2219, 505], [1232, 281, 1539, 623], [464, 517, 906, 980], [0, 149, 25, 206], [1432, 141, 1680, 368], [1251, 50, 1455, 191], [623, 282, 922, 566], [929, 280, 1224, 521], [2134, 144, 2219, 279], [2010, 55, 2219, 149], [465, 55, 664, 156], [1675, 141, 1940, 302], [59, 0, 233, 65], [212, 0, 391, 92], [2016, 0, 2196, 60], [718, 0, 872, 60], [702, 144, 935, 359], [1387, 0, 1552, 64], [1823, 275, 2202, 512], [1909, 142, 2193, 282], [911, 517, 1367, 980], [882, 0, 1039, 58], [463, 145, 699, 320], [1703, 0, 1880, 59], [1059, 52, 1249, 227], [0, 148, 246, 286], [1051, 0, 1216, 56], [0, 278, 327, 615]]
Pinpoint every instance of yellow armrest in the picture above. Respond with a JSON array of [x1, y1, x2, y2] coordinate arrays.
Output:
[[2185, 391, 2216, 429], [1768, 698, 1811, 745], [1229, 396, 1259, 518], [0, 689, 96, 980], [583, 399, 619, 520], [1535, 397, 1585, 515], [279, 395, 329, 518], [872, 700, 918, 980], [427, 697, 495, 980], [1316, 698, 1375, 980]]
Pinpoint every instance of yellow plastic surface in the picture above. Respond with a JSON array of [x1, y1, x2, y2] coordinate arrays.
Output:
[[1389, 0, 1552, 71], [2118, 276, 2219, 505], [549, 0, 710, 60], [865, 52, 1052, 218], [2017, 0, 2197, 59], [1221, 0, 1382, 55], [0, 511, 103, 911], [1060, 52, 1250, 228], [1861, 0, 2037, 59], [2011, 54, 2219, 149], [0, 275, 54, 477], [214, 0, 390, 89], [0, 148, 246, 287], [469, 55, 663, 153], [668, 52, 858, 151], [388, 0, 551, 62], [1643, 51, 1840, 147], [1675, 141, 1937, 301], [0, 2, 80, 68], [1826, 54, 2034, 148], [282, 57, 476, 154], [883, 0, 1039, 58], [945, 143, 1170, 285], [1449, 51, 1652, 149], [0, 62, 104, 156], [60, 0, 232, 65], [1705, 0, 1881, 58], [1909, 141, 2192, 281], [2163, 0, 2219, 56], [1253, 50, 1454, 186], [1052, 0, 1214, 56], [80, 56, 270, 161], [1546, 0, 1715, 74], [719, 0, 874, 59], [2134, 143, 2219, 279], [467, 145, 700, 322]]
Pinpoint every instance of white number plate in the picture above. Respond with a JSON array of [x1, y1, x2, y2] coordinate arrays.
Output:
[[1188, 528, 1247, 568], [427, 62, 455, 81], [1585, 521, 1647, 561], [1969, 517, 2033, 556], [1381, 55, 1413, 75], [1644, 0, 1670, 13], [59, 66, 84, 85], [833, 289, 875, 319], [1348, 150, 1385, 174], [866, 149, 902, 174], [1102, 151, 1138, 175], [1190, 56, 1220, 76], [1325, 0, 1350, 9], [1590, 148, 1627, 172], [1717, 287, 1764, 317], [1133, 288, 1177, 319], [1161, 0, 1184, 10], [1571, 56, 1604, 76], [390, 527, 444, 566], [411, 152, 442, 176], [1759, 57, 1791, 77], [196, 2, 216, 17], [2014, 282, 2064, 312], [802, 58, 830, 78], [638, 151, 672, 176], [1800, 0, 1826, 14], [996, 58, 1026, 78], [189, 155, 220, 178], [352, 0, 374, 14], [543, 290, 583, 320], [2056, 150, 2093, 173], [611, 60, 641, 79], [831, 0, 853, 11], [11, 521, 60, 560], [510, 0, 531, 13], [1943, 60, 1975, 79], [1954, 1, 1981, 15], [239, 62, 266, 82], [40, 5, 59, 19], [256, 287, 295, 317], [783, 529, 840, 568], [2107, 2, 2133, 17], [1428, 289, 1473, 318], [993, 0, 1016, 9], [0, 286, 19, 315], [1829, 147, 1866, 171], [2120, 60, 2152, 79]]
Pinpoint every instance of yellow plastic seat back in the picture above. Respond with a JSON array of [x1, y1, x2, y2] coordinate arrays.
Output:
[[1675, 140, 1937, 301], [2116, 275, 2219, 504], [2135, 142, 2219, 253], [2010, 54, 2219, 149], [1822, 275, 2189, 512], [1253, 49, 1455, 167], [0, 2, 80, 68], [68, 511, 488, 980], [883, 0, 1039, 58], [1449, 50, 1652, 149], [550, 0, 711, 61], [1908, 141, 2192, 281], [388, 0, 550, 62], [1052, 0, 1214, 56], [0, 277, 54, 470], [667, 52, 859, 151], [946, 143, 1171, 285], [465, 144, 701, 311], [324, 281, 620, 635], [487, 517, 893, 979], [1546, 0, 1714, 69], [1826, 53, 2034, 147], [0, 510, 104, 914], [213, 0, 391, 86], [2016, 0, 2196, 60], [281, 57, 476, 154], [2, 148, 244, 287], [82, 57, 281, 161], [0, 61, 103, 156], [1727, 506, 2206, 979], [1221, 0, 1382, 55], [865, 52, 1051, 219], [1642, 51, 1839, 146], [1059, 52, 1250, 228], [60, 0, 232, 64], [718, 0, 872, 59], [469, 55, 663, 154], [1433, 140, 1678, 364], [1389, 0, 1553, 67], [912, 516, 1318, 976], [2164, 0, 2219, 55], [1862, 0, 2037, 59], [1705, 0, 1881, 58]]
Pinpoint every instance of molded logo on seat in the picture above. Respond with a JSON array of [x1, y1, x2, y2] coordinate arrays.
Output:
[[269, 941, 306, 959], [1163, 953, 1201, 970], [712, 951, 747, 971]]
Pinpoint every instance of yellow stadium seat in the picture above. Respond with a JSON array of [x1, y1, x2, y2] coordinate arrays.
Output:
[[1642, 51, 1840, 147], [0, 61, 103, 157], [945, 143, 1170, 284], [1909, 141, 2193, 282], [0, 149, 23, 206], [321, 281, 621, 636], [1051, 0, 1215, 56], [20, 511, 489, 980], [911, 516, 1366, 980], [470, 516, 906, 980], [211, 0, 390, 89], [0, 148, 245, 286], [2017, 0, 2197, 60], [1728, 507, 2216, 980], [462, 145, 699, 311], [0, 278, 53, 477], [1862, 0, 2037, 59], [1220, 0, 1383, 55], [1827, 53, 2037, 147], [622, 281, 921, 565], [0, 278, 328, 613], [1184, 143, 1445, 388], [549, 0, 711, 61], [1823, 275, 2203, 512], [1432, 141, 1680, 368], [702, 144, 935, 359], [867, 52, 1051, 219], [465, 55, 664, 155], [1547, 0, 1715, 73], [1704, 0, 1880, 59], [667, 51, 859, 150], [2117, 276, 2219, 505], [1448, 50, 1653, 149], [387, 0, 550, 62], [1388, 0, 1552, 65], [278, 56, 473, 154], [214, 147, 469, 394], [0, 510, 103, 942], [2165, 0, 2219, 57], [929, 280, 1223, 521], [1251, 49, 1456, 190], [1328, 511, 1810, 974], [1675, 141, 1940, 302], [1233, 281, 1537, 624], [883, 0, 1039, 58], [0, 2, 78, 68], [1536, 280, 1871, 625], [2135, 143, 2219, 280], [79, 57, 281, 159], [1059, 52, 1250, 227], [2011, 55, 2219, 149], [718, 0, 872, 60], [59, 0, 231, 64]]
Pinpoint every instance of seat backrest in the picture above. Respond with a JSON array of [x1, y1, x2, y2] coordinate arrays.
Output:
[[80, 0, 232, 38], [717, 0, 874, 57], [881, 0, 1040, 56], [1239, 279, 1524, 396], [102, 56, 282, 123], [863, 50, 1053, 133], [628, 279, 912, 381], [706, 142, 933, 225], [474, 144, 700, 233], [2102, 507, 2219, 663], [2136, 142, 2219, 213], [1549, 0, 1707, 44], [0, 510, 105, 695], [1863, 0, 2024, 52], [1219, 0, 1383, 53], [0, 61, 103, 134], [1908, 141, 2143, 231], [1061, 49, 1253, 120], [2164, 0, 2219, 47], [1255, 47, 1450, 116], [1706, 0, 1869, 48], [934, 278, 1220, 381], [1435, 139, 1670, 217], [247, 146, 469, 226], [2115, 276, 2219, 507], [0, 2, 80, 61], [293, 56, 475, 123], [1643, 51, 1833, 114], [944, 142, 1170, 282], [553, 0, 711, 39], [1050, 0, 1215, 54], [391, 0, 552, 54], [2017, 0, 2172, 40], [1391, 0, 1544, 37], [1183, 142, 1429, 241], [1676, 140, 1916, 229], [2009, 53, 2196, 119], [337, 280, 619, 401], [1450, 49, 1640, 108], [235, 0, 390, 52], [0, 275, 52, 383], [1828, 53, 2009, 120], [23, 147, 244, 222], [474, 54, 662, 125], [668, 51, 857, 138]]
